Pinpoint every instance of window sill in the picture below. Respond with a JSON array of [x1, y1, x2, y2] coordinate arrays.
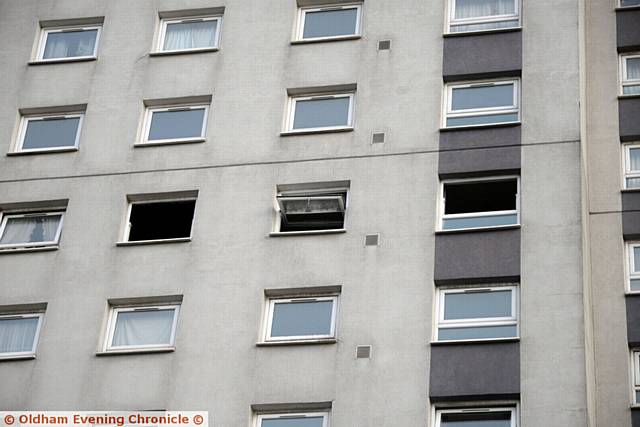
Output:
[[280, 127, 354, 137], [0, 245, 59, 254], [116, 237, 191, 246], [96, 347, 175, 356], [134, 138, 206, 147], [291, 35, 361, 45], [435, 224, 520, 235], [0, 354, 37, 361], [256, 339, 337, 347], [619, 94, 640, 100], [7, 147, 78, 156], [440, 122, 521, 132], [269, 229, 346, 237], [431, 337, 520, 345], [443, 26, 522, 38], [626, 291, 640, 295], [149, 48, 219, 57], [28, 57, 97, 65]]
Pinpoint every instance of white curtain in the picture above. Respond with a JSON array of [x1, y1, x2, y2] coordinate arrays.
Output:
[[0, 216, 60, 245], [163, 21, 216, 50], [630, 149, 640, 172], [628, 58, 640, 80], [112, 310, 174, 347], [455, 0, 515, 19], [43, 32, 95, 58], [0, 318, 38, 353]]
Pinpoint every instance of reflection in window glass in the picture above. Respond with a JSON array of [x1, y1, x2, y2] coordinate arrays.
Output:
[[444, 290, 512, 319], [292, 97, 351, 130], [270, 300, 334, 338], [302, 8, 359, 39], [42, 29, 98, 59], [445, 81, 519, 128], [21, 116, 81, 150], [148, 108, 206, 141]]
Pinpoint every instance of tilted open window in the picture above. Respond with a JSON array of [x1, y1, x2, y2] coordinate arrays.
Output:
[[140, 104, 209, 145], [294, 4, 362, 42], [434, 407, 517, 427], [447, 0, 520, 34], [0, 211, 64, 250], [444, 79, 520, 128], [284, 92, 355, 134], [439, 177, 520, 231], [263, 295, 338, 343]]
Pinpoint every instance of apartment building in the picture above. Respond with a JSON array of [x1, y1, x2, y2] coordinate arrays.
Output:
[[0, 0, 635, 426]]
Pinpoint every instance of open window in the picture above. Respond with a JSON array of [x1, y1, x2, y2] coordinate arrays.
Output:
[[294, 4, 362, 42], [256, 413, 329, 427], [273, 183, 349, 234], [284, 92, 354, 134], [140, 103, 209, 145], [262, 294, 338, 343], [15, 112, 83, 153], [447, 0, 520, 34], [434, 407, 517, 427], [443, 79, 520, 128], [35, 24, 101, 62], [0, 312, 44, 359], [439, 177, 519, 231], [435, 285, 518, 342], [0, 211, 64, 250], [621, 54, 640, 96], [120, 193, 197, 244], [156, 15, 222, 53], [103, 303, 180, 352]]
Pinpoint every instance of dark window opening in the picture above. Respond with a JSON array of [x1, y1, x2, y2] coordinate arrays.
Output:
[[278, 192, 346, 232], [444, 179, 517, 215], [128, 200, 196, 241], [441, 411, 511, 424]]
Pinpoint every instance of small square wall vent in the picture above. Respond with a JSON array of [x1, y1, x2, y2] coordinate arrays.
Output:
[[378, 40, 392, 51], [372, 132, 385, 144], [365, 233, 380, 246], [356, 345, 372, 359]]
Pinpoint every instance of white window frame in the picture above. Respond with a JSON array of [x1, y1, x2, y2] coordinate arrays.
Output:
[[295, 4, 363, 42], [626, 242, 640, 293], [263, 295, 339, 342], [446, 0, 520, 34], [623, 144, 640, 189], [15, 113, 84, 153], [620, 53, 640, 96], [437, 176, 521, 232], [256, 412, 329, 427], [284, 93, 355, 133], [443, 79, 520, 129], [103, 304, 180, 352], [35, 25, 101, 62], [0, 211, 65, 250], [273, 186, 350, 234], [434, 285, 518, 342], [140, 104, 209, 145], [434, 407, 517, 427], [0, 313, 44, 359], [619, 0, 640, 8], [156, 16, 222, 53], [633, 351, 640, 405], [121, 197, 197, 243]]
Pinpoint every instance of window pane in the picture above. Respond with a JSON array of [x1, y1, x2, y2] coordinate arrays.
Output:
[[261, 417, 325, 427], [634, 247, 640, 274], [22, 117, 80, 150], [444, 290, 512, 319], [636, 390, 640, 403], [627, 177, 640, 188], [439, 325, 517, 340], [627, 58, 640, 80], [112, 309, 175, 347], [163, 20, 217, 51], [621, 0, 640, 6], [0, 317, 39, 353], [629, 148, 640, 172], [454, 0, 515, 19], [631, 279, 640, 292], [293, 97, 350, 129], [623, 85, 640, 95], [148, 109, 205, 141], [441, 411, 511, 427], [271, 300, 333, 337], [128, 200, 196, 241], [447, 112, 518, 127], [450, 19, 519, 32], [445, 180, 517, 215], [442, 213, 517, 229], [0, 215, 61, 245], [43, 29, 98, 59], [451, 84, 514, 111], [303, 8, 358, 39]]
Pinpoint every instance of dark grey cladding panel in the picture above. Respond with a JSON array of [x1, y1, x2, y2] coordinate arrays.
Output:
[[617, 8, 640, 52], [429, 341, 520, 401], [443, 31, 522, 82], [627, 295, 640, 347], [440, 125, 521, 150], [623, 191, 640, 211], [632, 409, 640, 427], [434, 228, 520, 285], [620, 97, 640, 141], [622, 193, 640, 240], [439, 146, 521, 179]]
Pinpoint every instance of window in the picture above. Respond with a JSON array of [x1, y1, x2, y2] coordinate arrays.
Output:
[[263, 295, 338, 342], [447, 0, 520, 33], [0, 313, 43, 358], [104, 304, 179, 352], [36, 25, 101, 61], [285, 93, 354, 133], [157, 16, 221, 53], [633, 351, 640, 405], [435, 286, 518, 341], [624, 144, 640, 189], [256, 413, 329, 427], [439, 177, 519, 231], [620, 0, 640, 7], [295, 4, 362, 42], [443, 80, 519, 128], [273, 184, 349, 234], [141, 104, 208, 145], [621, 54, 640, 95], [435, 407, 516, 427], [0, 212, 64, 250], [627, 243, 640, 292], [15, 113, 83, 153], [121, 197, 196, 243]]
